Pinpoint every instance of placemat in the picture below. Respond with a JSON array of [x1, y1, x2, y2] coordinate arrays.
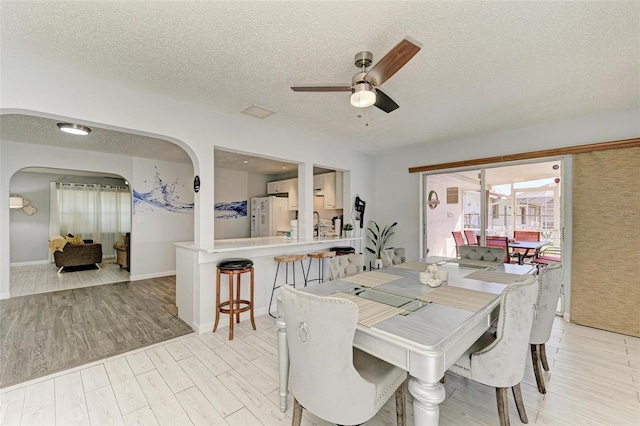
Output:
[[444, 258, 502, 268], [334, 293, 405, 327], [341, 271, 402, 288], [417, 286, 499, 312], [392, 261, 432, 271], [464, 270, 522, 284]]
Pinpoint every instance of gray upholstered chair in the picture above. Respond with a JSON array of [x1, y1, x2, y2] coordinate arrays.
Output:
[[280, 285, 407, 426], [458, 245, 506, 264], [530, 262, 564, 394], [328, 253, 364, 280], [381, 247, 407, 267], [449, 275, 538, 426]]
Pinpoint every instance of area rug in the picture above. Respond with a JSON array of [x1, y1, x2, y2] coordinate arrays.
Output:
[[0, 276, 193, 388]]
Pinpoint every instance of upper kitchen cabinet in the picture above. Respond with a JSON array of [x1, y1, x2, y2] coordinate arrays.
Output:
[[267, 180, 289, 195], [314, 172, 343, 209], [267, 178, 298, 211]]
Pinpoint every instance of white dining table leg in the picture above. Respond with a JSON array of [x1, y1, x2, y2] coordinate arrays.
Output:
[[275, 315, 289, 412], [408, 377, 446, 425]]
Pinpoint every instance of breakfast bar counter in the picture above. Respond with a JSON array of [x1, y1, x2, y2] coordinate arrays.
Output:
[[175, 236, 361, 333]]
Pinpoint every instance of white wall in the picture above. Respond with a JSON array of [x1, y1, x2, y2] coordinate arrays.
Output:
[[131, 158, 194, 279], [0, 51, 375, 299], [9, 172, 52, 263]]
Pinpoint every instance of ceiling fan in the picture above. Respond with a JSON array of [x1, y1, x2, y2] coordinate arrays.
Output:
[[291, 38, 420, 113]]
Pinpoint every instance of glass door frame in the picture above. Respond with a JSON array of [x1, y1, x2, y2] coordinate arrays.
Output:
[[421, 156, 569, 315]]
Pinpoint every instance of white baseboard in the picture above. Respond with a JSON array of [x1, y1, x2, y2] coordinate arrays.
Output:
[[10, 260, 51, 267], [129, 270, 176, 281], [0, 292, 10, 300], [194, 307, 269, 334], [563, 312, 570, 322]]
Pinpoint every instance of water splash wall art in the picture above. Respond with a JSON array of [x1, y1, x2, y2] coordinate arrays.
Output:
[[133, 167, 194, 214], [214, 201, 248, 219]]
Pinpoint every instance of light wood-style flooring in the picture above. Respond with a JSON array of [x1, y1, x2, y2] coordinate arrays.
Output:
[[1, 314, 638, 425], [10, 262, 129, 297]]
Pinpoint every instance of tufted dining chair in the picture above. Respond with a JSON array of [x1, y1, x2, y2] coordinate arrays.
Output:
[[328, 252, 364, 281], [449, 274, 538, 426], [381, 247, 407, 267], [458, 245, 506, 264], [530, 262, 564, 394], [280, 284, 407, 426]]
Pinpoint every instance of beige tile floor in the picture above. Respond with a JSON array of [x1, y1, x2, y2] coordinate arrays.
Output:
[[1, 314, 638, 425], [9, 261, 129, 297]]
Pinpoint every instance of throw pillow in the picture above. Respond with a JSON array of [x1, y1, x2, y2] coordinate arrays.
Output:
[[65, 235, 85, 245]]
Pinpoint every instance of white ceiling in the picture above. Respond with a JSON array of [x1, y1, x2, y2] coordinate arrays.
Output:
[[1, 1, 638, 162]]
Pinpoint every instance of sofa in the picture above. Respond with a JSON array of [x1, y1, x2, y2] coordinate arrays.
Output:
[[52, 237, 103, 272]]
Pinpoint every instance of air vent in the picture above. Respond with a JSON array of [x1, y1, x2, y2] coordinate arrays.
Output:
[[240, 105, 275, 119]]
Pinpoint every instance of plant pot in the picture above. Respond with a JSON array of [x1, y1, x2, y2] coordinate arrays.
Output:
[[373, 259, 383, 269]]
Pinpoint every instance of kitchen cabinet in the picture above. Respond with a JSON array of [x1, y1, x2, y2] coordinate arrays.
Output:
[[267, 178, 298, 211], [314, 172, 343, 209], [288, 179, 298, 210], [267, 180, 289, 195]]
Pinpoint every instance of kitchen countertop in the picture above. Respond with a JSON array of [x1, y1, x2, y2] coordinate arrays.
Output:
[[175, 236, 361, 254]]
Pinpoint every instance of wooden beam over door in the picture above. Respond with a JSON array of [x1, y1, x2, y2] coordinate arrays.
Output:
[[408, 138, 640, 173]]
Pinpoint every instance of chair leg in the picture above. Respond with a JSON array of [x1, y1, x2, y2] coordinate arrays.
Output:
[[540, 343, 550, 371], [512, 383, 528, 424], [268, 263, 281, 318], [235, 273, 241, 324], [495, 387, 510, 426], [395, 381, 407, 426], [249, 268, 256, 330], [291, 398, 303, 426], [213, 268, 221, 332], [227, 273, 235, 340], [531, 344, 546, 394]]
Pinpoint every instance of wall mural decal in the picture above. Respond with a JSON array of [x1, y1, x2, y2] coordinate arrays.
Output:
[[133, 166, 194, 214], [215, 200, 247, 219]]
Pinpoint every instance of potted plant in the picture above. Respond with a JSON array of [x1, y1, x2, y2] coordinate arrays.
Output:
[[342, 222, 354, 237], [366, 221, 397, 269]]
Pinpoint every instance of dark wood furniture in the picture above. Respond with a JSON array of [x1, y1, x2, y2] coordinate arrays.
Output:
[[213, 258, 256, 340]]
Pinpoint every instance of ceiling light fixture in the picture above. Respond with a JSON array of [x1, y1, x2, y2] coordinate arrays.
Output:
[[350, 82, 376, 108], [57, 123, 92, 136]]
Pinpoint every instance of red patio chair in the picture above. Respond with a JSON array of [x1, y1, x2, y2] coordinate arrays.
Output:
[[452, 231, 466, 257], [464, 230, 477, 246], [512, 231, 540, 263]]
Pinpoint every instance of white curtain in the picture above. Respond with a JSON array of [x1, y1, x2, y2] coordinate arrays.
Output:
[[54, 183, 131, 259]]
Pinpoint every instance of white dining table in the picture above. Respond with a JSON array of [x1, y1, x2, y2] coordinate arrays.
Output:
[[275, 257, 535, 425]]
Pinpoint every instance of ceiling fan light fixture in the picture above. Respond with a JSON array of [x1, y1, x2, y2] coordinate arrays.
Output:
[[57, 123, 92, 136], [350, 83, 376, 108]]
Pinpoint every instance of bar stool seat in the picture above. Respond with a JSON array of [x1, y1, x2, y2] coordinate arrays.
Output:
[[269, 253, 307, 318], [330, 246, 356, 256], [213, 258, 255, 340], [305, 251, 336, 285]]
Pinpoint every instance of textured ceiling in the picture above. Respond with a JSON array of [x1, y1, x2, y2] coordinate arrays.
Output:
[[1, 1, 638, 158]]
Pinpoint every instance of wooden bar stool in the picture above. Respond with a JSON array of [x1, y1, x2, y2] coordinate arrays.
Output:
[[268, 253, 307, 318], [305, 251, 336, 285], [213, 258, 256, 340]]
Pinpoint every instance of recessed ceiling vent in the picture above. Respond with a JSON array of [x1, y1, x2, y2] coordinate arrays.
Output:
[[240, 105, 275, 119]]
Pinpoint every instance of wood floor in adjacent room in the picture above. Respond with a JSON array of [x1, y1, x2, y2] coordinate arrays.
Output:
[[1, 313, 638, 425], [0, 276, 193, 389]]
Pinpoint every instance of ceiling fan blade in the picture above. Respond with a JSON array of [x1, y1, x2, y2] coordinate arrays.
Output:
[[364, 39, 421, 87], [374, 89, 399, 113], [291, 86, 351, 92]]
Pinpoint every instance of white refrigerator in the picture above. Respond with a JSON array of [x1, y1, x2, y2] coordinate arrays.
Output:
[[250, 196, 290, 237]]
